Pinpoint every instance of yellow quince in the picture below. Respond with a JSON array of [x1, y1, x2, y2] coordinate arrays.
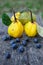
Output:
[[24, 10, 37, 37], [24, 22, 37, 37], [11, 12, 20, 22], [8, 12, 23, 38]]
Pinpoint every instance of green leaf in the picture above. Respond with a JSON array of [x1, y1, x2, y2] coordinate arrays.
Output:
[[2, 13, 12, 26], [36, 15, 43, 37]]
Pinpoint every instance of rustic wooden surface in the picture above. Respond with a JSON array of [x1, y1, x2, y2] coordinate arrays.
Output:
[[0, 15, 43, 65]]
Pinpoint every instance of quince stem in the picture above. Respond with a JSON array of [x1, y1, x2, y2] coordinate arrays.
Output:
[[29, 10, 33, 23], [13, 9, 17, 22]]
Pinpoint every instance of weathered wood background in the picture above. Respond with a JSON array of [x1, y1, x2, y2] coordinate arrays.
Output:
[[0, 13, 43, 65]]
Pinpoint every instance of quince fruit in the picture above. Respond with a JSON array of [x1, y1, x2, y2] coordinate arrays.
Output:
[[19, 12, 29, 25], [19, 12, 36, 25], [24, 11, 37, 37], [11, 12, 20, 22], [8, 12, 23, 38], [24, 22, 37, 37]]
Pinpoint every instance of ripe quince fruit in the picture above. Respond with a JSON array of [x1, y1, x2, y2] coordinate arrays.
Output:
[[11, 12, 20, 22], [24, 22, 37, 37], [8, 12, 23, 38], [8, 20, 23, 38], [24, 11, 37, 37]]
